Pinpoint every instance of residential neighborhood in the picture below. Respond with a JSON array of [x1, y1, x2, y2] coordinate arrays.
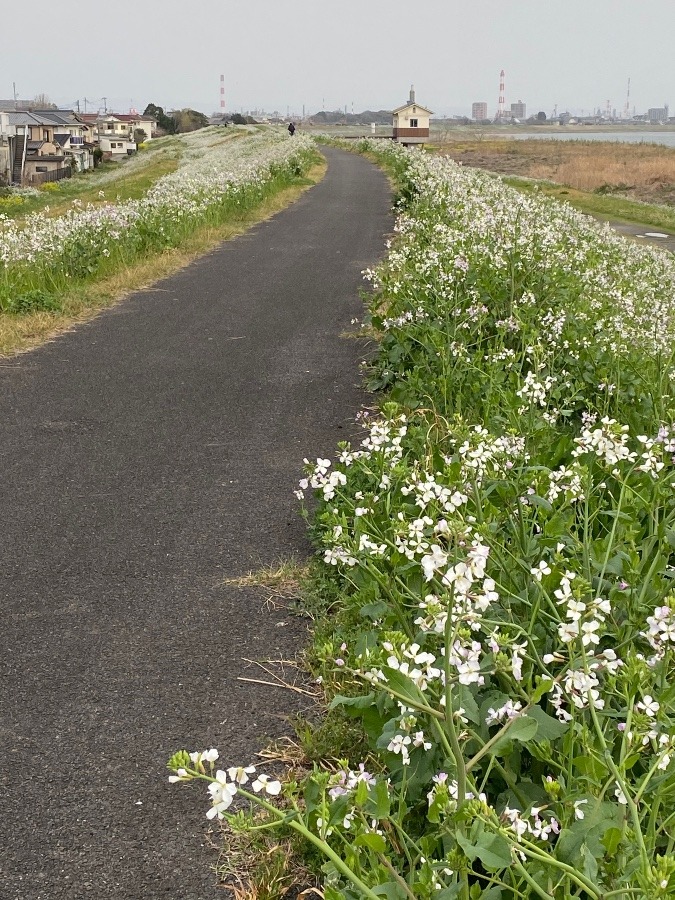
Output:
[[0, 106, 156, 185]]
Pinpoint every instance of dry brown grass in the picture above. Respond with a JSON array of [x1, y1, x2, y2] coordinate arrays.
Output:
[[439, 139, 675, 203], [0, 161, 327, 358], [525, 142, 675, 193]]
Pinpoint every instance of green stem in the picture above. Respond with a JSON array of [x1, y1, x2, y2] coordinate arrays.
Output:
[[512, 858, 555, 900]]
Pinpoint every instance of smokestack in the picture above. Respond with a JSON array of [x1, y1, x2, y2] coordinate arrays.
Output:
[[409, 84, 415, 103]]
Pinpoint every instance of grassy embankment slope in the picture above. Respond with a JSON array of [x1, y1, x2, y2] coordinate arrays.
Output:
[[433, 137, 675, 232]]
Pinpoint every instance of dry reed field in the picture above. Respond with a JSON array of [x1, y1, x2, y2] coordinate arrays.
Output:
[[439, 138, 675, 204]]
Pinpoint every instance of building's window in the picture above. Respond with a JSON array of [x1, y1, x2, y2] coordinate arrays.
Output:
[[43, 130, 49, 141], [413, 107, 416, 113], [410, 118, 419, 128], [36, 166, 48, 172]]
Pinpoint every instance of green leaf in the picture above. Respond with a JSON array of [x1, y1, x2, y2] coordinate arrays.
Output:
[[456, 831, 512, 871], [372, 884, 408, 899], [434, 889, 461, 900], [458, 685, 481, 724], [330, 692, 376, 711], [527, 705, 569, 742], [490, 715, 539, 755], [479, 889, 503, 900], [601, 827, 623, 855], [526, 494, 553, 512], [580, 843, 598, 882], [354, 832, 387, 853], [530, 678, 554, 704], [365, 779, 391, 819], [382, 667, 434, 711], [360, 600, 390, 620]]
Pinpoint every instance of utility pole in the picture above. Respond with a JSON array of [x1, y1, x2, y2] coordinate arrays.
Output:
[[102, 97, 107, 114], [12, 81, 18, 109]]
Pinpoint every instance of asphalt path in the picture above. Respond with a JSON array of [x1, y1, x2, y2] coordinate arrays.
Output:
[[0, 147, 392, 899]]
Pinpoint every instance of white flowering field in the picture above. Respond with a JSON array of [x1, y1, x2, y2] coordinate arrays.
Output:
[[0, 128, 315, 313], [171, 144, 675, 898]]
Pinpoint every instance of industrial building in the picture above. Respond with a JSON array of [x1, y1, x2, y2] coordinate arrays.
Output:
[[472, 102, 488, 121]]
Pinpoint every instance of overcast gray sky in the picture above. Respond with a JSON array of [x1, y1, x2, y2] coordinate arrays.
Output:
[[1, 0, 673, 117]]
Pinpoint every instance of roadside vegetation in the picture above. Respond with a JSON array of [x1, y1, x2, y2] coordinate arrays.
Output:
[[0, 127, 321, 355], [0, 136, 184, 221], [171, 140, 675, 898], [435, 137, 675, 231]]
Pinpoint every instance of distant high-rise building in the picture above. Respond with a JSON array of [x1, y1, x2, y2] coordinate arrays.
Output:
[[648, 106, 669, 122], [511, 100, 526, 120], [472, 101, 488, 121]]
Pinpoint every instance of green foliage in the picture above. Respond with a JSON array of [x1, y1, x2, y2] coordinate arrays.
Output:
[[291, 141, 675, 898], [5, 289, 61, 314], [143, 102, 177, 135]]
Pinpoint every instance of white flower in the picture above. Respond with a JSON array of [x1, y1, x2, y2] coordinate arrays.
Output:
[[168, 767, 190, 783], [636, 695, 660, 718], [530, 560, 551, 581], [614, 784, 628, 805], [412, 731, 432, 751], [189, 748, 219, 766], [251, 774, 282, 795], [581, 620, 601, 646], [227, 765, 256, 785], [387, 733, 412, 763], [207, 771, 238, 818], [573, 799, 588, 820]]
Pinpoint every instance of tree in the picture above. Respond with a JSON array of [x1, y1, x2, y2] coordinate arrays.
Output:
[[536, 111, 547, 122], [143, 103, 176, 134], [170, 108, 210, 133], [230, 113, 247, 125], [32, 93, 56, 109], [133, 128, 147, 144]]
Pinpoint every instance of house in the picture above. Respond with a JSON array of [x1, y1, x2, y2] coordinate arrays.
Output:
[[392, 86, 433, 146], [94, 112, 156, 143], [31, 109, 94, 173], [98, 134, 136, 159], [0, 109, 94, 184]]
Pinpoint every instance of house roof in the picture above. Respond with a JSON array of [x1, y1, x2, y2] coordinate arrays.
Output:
[[113, 113, 156, 123], [30, 110, 74, 125], [24, 155, 66, 163], [5, 112, 41, 126], [392, 101, 434, 115], [53, 133, 70, 146], [27, 140, 45, 151]]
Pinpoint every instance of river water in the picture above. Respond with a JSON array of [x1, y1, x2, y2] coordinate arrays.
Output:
[[503, 131, 675, 148]]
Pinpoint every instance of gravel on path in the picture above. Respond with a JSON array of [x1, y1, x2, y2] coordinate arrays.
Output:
[[0, 147, 392, 899]]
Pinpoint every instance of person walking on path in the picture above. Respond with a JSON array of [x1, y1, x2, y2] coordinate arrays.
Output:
[[288, 122, 296, 136]]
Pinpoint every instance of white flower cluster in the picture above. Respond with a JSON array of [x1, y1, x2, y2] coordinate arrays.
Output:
[[1, 129, 312, 270], [168, 748, 281, 820], [572, 416, 636, 468]]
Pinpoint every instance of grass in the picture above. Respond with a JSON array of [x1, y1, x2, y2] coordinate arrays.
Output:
[[224, 559, 309, 592], [432, 137, 675, 231], [0, 136, 185, 221], [502, 174, 675, 231], [0, 159, 327, 357]]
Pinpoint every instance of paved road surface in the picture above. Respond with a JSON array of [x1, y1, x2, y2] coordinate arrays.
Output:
[[0, 148, 391, 899]]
